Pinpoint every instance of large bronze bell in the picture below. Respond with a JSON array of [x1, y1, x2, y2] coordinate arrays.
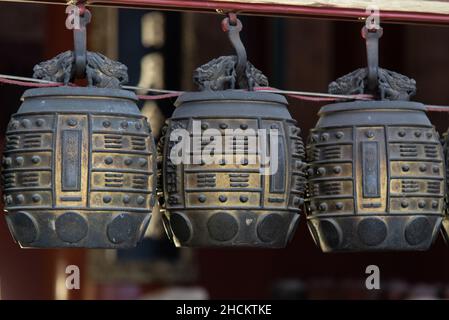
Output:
[[160, 16, 306, 247], [1, 11, 156, 248], [306, 27, 444, 252], [3, 86, 156, 248]]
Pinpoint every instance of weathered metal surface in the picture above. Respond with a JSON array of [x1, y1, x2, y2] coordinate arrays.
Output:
[[2, 87, 156, 248], [307, 100, 444, 252], [441, 132, 449, 245], [33, 51, 128, 88], [161, 91, 306, 247]]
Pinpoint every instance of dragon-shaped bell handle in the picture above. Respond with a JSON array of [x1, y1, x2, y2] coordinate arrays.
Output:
[[32, 3, 128, 89], [329, 25, 416, 101], [193, 13, 268, 91]]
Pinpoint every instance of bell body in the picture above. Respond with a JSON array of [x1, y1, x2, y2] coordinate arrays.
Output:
[[2, 87, 156, 248], [307, 101, 444, 252], [162, 91, 306, 247]]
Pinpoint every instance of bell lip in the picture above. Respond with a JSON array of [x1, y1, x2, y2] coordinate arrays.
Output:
[[319, 100, 425, 115], [21, 86, 138, 101], [174, 90, 288, 107]]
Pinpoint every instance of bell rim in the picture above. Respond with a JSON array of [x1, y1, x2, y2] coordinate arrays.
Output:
[[21, 86, 138, 101], [174, 90, 288, 107], [319, 100, 425, 115]]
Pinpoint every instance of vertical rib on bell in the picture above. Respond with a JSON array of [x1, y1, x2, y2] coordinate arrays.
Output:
[[440, 132, 449, 245], [2, 87, 156, 248]]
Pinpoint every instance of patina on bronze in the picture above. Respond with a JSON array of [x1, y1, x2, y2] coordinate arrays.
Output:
[[441, 133, 449, 245], [1, 8, 156, 248], [159, 15, 306, 247], [306, 27, 444, 252]]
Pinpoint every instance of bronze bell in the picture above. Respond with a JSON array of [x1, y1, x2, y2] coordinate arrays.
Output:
[[159, 16, 306, 247], [306, 27, 444, 252], [1, 11, 156, 248]]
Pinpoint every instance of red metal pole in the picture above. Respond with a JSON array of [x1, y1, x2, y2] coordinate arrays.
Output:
[[3, 0, 449, 25]]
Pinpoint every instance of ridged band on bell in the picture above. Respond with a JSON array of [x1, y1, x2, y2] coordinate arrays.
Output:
[[2, 87, 156, 248], [161, 91, 306, 247], [307, 100, 444, 252], [441, 132, 449, 245]]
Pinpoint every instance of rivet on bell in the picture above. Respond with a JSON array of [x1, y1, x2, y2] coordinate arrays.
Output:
[[240, 195, 248, 203], [398, 130, 406, 137], [16, 194, 25, 204], [103, 195, 112, 203], [15, 156, 24, 166], [418, 200, 426, 208], [104, 157, 113, 165], [135, 122, 142, 130], [3, 157, 12, 167], [122, 195, 130, 204], [320, 133, 329, 141], [240, 124, 248, 130], [432, 166, 439, 173], [31, 194, 41, 203], [21, 119, 31, 128], [241, 158, 248, 165], [67, 119, 78, 126], [137, 196, 145, 205], [419, 164, 427, 172], [432, 201, 439, 209], [5, 195, 13, 205], [31, 156, 41, 164], [311, 134, 319, 142], [138, 158, 147, 167], [317, 167, 326, 175], [426, 132, 433, 138], [10, 120, 19, 129], [35, 119, 45, 127], [335, 202, 344, 210], [335, 131, 344, 139], [402, 164, 410, 172], [366, 131, 375, 138], [219, 195, 227, 202], [318, 203, 328, 212], [414, 131, 422, 137], [401, 200, 409, 208], [121, 121, 129, 129], [220, 123, 228, 129], [333, 166, 342, 174], [201, 123, 208, 130], [103, 120, 111, 128], [198, 195, 207, 203], [124, 158, 133, 165]]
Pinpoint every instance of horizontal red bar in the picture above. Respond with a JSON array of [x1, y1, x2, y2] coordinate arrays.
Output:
[[4, 0, 449, 25]]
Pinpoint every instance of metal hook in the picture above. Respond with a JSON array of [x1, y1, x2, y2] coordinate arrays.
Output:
[[361, 25, 383, 94], [73, 3, 91, 79], [221, 13, 249, 90]]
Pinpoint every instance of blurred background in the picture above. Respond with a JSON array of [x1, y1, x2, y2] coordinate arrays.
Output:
[[1, 2, 449, 300]]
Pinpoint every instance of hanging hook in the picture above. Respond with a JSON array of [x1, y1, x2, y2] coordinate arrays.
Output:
[[361, 25, 383, 94], [221, 13, 249, 90], [73, 2, 91, 79]]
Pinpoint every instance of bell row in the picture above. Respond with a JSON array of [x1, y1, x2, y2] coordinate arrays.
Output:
[[2, 14, 447, 252], [2, 85, 449, 253]]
